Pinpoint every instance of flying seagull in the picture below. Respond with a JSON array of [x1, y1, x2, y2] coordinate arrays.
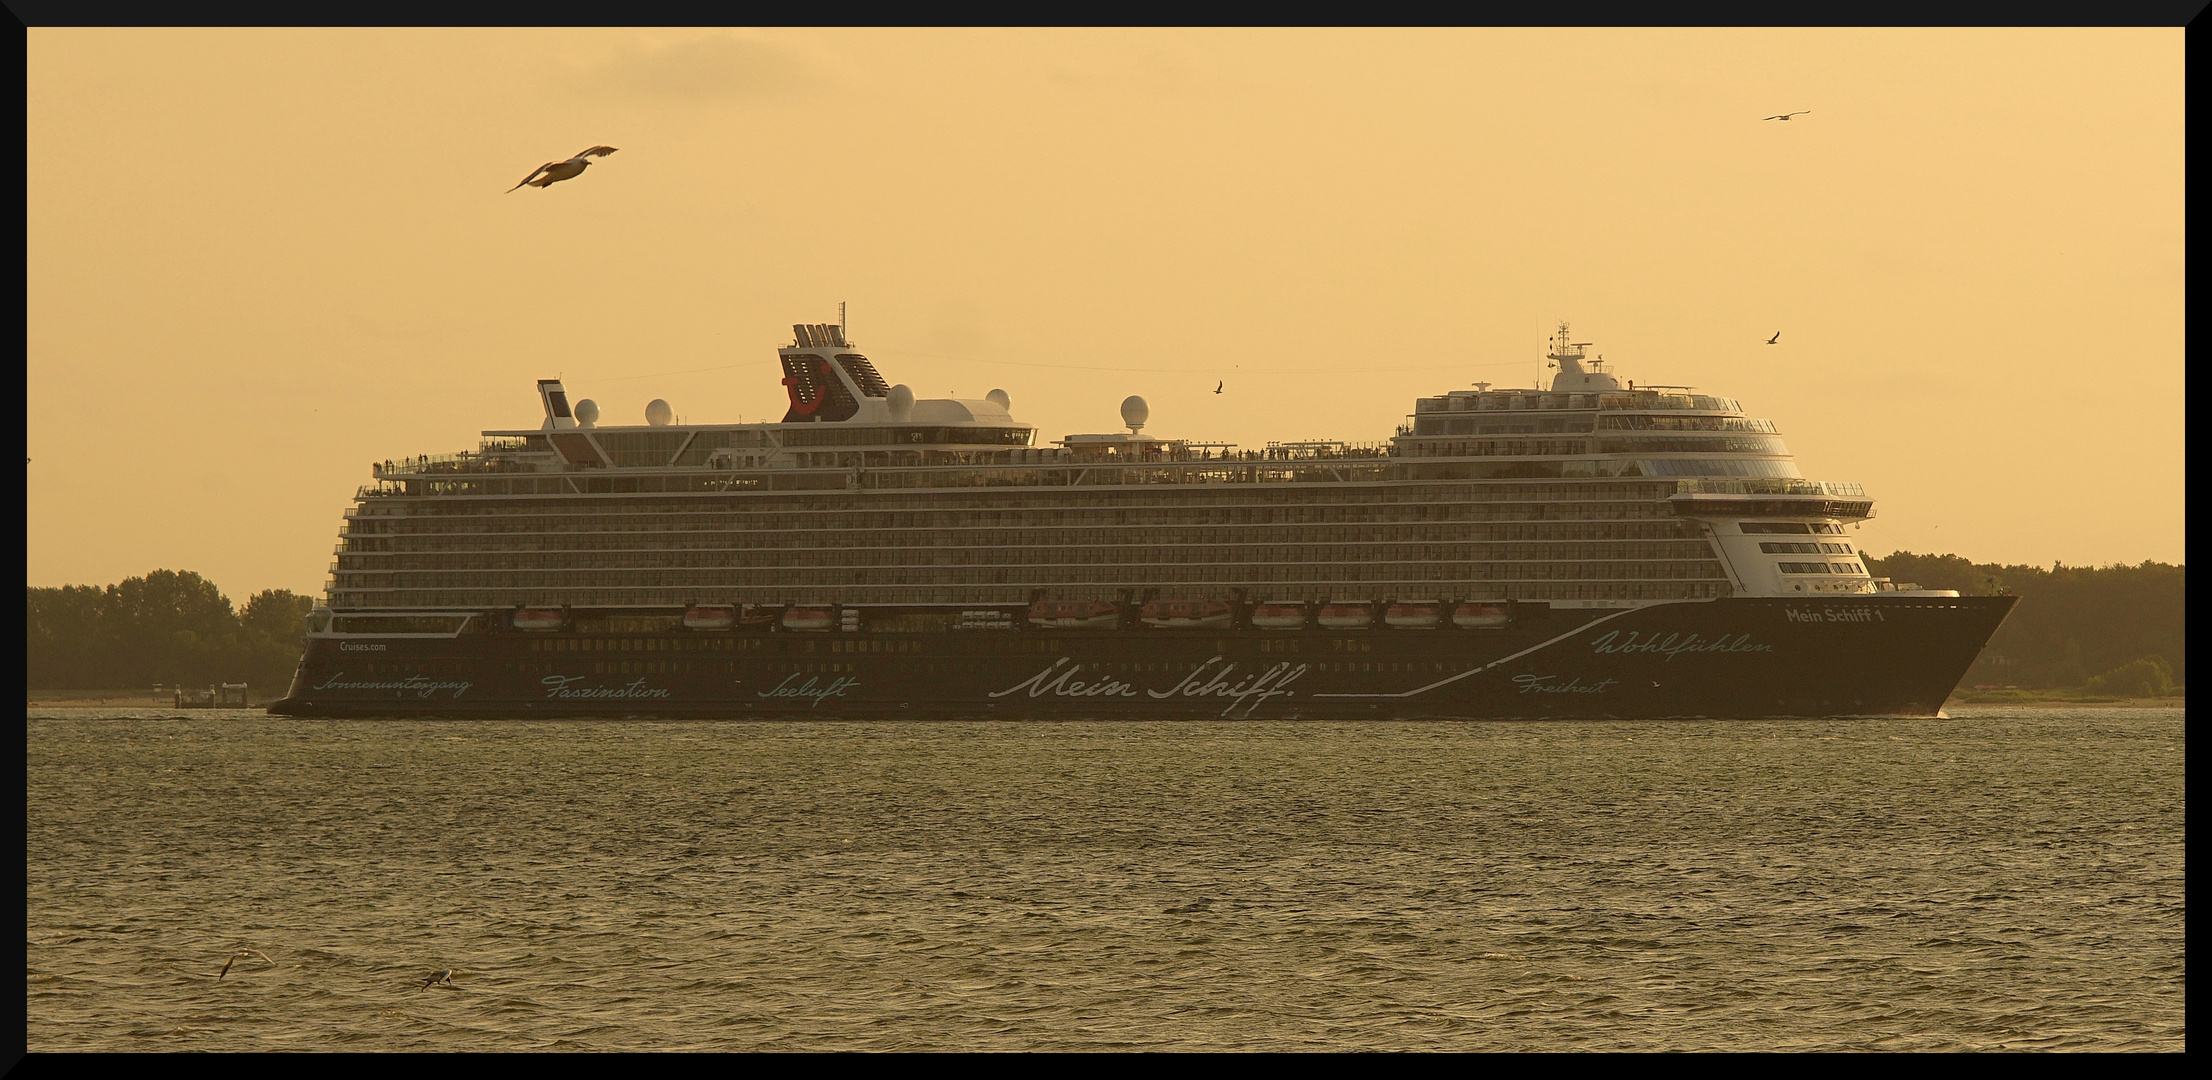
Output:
[[507, 146, 618, 193], [1214, 381, 1223, 394], [218, 949, 275, 980], [419, 969, 457, 991], [1763, 111, 1810, 121], [1766, 331, 1781, 345]]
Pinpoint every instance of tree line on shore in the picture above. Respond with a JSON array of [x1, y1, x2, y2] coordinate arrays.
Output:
[[27, 571, 315, 693], [24, 557, 2187, 694], [1863, 552, 2184, 693]]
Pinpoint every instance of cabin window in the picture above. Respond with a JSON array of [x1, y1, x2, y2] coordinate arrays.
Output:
[[1778, 562, 1857, 575]]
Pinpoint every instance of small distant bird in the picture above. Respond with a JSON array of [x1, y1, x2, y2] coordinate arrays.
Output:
[[1764, 111, 1811, 121], [1214, 381, 1223, 394], [507, 146, 618, 193], [218, 949, 275, 980], [419, 969, 457, 991], [1766, 331, 1781, 345]]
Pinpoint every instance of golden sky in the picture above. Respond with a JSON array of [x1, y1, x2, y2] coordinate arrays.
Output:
[[27, 29, 2185, 599]]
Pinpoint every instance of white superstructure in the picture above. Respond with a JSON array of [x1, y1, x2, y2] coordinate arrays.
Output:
[[331, 320, 1885, 611]]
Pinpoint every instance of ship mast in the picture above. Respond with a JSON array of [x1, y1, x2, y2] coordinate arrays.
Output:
[[1548, 322, 1589, 368], [1546, 321, 1617, 392]]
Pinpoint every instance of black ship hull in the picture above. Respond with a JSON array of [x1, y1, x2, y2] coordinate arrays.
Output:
[[268, 595, 2015, 720]]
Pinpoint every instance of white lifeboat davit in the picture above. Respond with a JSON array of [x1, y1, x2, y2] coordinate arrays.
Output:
[[684, 605, 737, 631], [1140, 599, 1232, 629], [1384, 601, 1442, 629], [1028, 600, 1120, 630], [514, 606, 566, 632], [1249, 602, 1307, 630], [782, 605, 836, 632], [1453, 601, 1511, 629], [1317, 601, 1374, 630]]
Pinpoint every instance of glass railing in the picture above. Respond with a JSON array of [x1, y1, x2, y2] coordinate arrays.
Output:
[[1061, 442, 1396, 464], [1671, 478, 1866, 498], [1599, 393, 1742, 413], [374, 451, 538, 477]]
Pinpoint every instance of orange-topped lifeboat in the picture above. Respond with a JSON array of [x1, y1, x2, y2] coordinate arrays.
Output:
[[683, 605, 737, 631], [1453, 601, 1511, 629], [1140, 599, 1232, 629], [1385, 600, 1443, 629], [513, 607, 566, 631], [1317, 601, 1374, 630], [1249, 601, 1307, 630], [782, 605, 836, 632]]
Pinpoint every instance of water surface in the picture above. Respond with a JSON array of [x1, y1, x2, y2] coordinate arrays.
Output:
[[25, 707, 2186, 1051]]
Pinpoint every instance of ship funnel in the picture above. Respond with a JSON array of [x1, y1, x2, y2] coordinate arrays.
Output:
[[537, 379, 577, 430], [792, 323, 848, 349]]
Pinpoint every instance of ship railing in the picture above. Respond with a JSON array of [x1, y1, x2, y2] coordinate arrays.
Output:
[[1248, 441, 1395, 461], [373, 451, 537, 478], [1057, 442, 1395, 464], [1672, 478, 1865, 498], [1599, 393, 1743, 413]]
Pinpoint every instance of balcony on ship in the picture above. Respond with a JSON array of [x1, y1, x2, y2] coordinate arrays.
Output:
[[1667, 478, 1874, 521]]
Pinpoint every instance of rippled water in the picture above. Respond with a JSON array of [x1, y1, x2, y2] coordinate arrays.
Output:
[[26, 707, 2185, 1051]]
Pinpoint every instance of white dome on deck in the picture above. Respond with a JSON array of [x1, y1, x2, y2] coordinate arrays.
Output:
[[1121, 396, 1149, 433]]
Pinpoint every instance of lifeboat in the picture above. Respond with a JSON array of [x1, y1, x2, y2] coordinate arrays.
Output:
[[782, 605, 836, 632], [513, 606, 566, 632], [1453, 601, 1511, 629], [683, 605, 737, 631], [1385, 600, 1443, 629], [1317, 601, 1374, 630], [1028, 600, 1121, 630], [1249, 601, 1308, 630], [1140, 599, 1233, 629], [738, 605, 776, 629]]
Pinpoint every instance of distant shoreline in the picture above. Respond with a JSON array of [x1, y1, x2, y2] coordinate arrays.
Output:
[[1944, 696, 2184, 709], [26, 689, 287, 708], [1947, 689, 2186, 707]]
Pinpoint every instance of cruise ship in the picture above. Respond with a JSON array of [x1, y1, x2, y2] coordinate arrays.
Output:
[[270, 320, 2014, 718]]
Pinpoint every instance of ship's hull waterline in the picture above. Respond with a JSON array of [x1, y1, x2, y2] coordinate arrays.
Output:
[[269, 595, 2014, 720]]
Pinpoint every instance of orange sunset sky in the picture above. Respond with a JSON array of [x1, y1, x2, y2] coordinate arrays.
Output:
[[27, 29, 2184, 600]]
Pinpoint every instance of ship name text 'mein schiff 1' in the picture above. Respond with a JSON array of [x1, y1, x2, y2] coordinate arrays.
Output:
[[271, 320, 2013, 719]]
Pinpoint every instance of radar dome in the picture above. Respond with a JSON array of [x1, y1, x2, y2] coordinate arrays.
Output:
[[985, 389, 1011, 410], [1120, 395, 1149, 433], [887, 384, 915, 420], [645, 399, 673, 426], [573, 399, 600, 427]]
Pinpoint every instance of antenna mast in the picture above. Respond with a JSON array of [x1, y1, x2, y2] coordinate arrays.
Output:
[[840, 301, 847, 340]]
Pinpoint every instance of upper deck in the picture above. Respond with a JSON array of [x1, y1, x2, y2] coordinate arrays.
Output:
[[328, 320, 1878, 607], [371, 323, 1839, 498]]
